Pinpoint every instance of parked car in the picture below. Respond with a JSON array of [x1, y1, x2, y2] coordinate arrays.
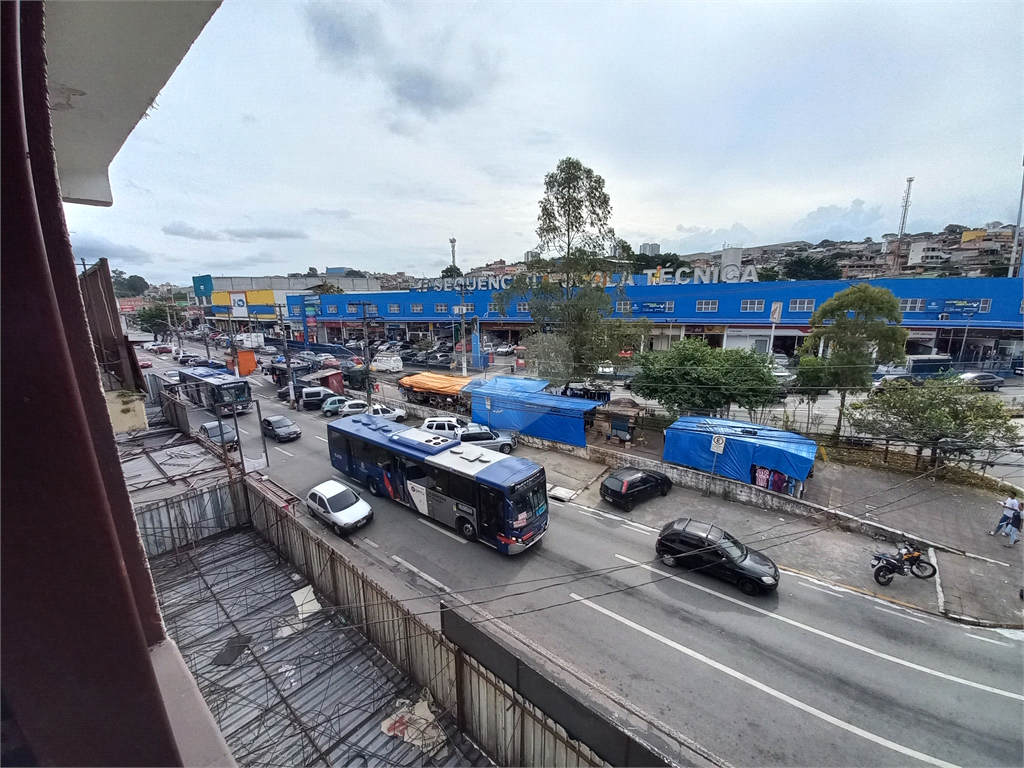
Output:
[[163, 370, 181, 383], [496, 343, 515, 356], [179, 355, 203, 367], [293, 351, 320, 364], [154, 344, 173, 354], [206, 359, 227, 370], [142, 342, 159, 351], [260, 415, 302, 442], [305, 479, 373, 536], [599, 467, 672, 511], [335, 399, 371, 418], [956, 372, 1004, 392], [321, 395, 353, 416], [199, 421, 238, 449], [421, 416, 470, 437], [870, 374, 923, 396], [655, 517, 780, 595], [368, 404, 407, 422], [321, 358, 342, 369], [138, 360, 153, 369], [456, 424, 517, 454], [278, 384, 305, 400], [300, 386, 335, 410], [256, 345, 279, 355], [771, 365, 795, 384], [772, 353, 792, 368], [426, 352, 454, 368], [596, 360, 615, 375]]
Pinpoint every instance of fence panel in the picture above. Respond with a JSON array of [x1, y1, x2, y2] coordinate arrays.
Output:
[[135, 481, 246, 557], [242, 476, 607, 768]]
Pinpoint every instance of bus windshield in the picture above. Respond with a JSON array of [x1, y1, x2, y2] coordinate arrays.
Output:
[[216, 382, 250, 404], [511, 474, 547, 528]]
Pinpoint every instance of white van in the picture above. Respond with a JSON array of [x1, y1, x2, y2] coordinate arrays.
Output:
[[370, 353, 403, 373]]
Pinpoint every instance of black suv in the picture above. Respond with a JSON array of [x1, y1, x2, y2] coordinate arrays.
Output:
[[655, 518, 780, 595], [599, 467, 672, 511]]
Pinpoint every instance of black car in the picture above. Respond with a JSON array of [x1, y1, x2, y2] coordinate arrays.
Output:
[[869, 374, 923, 396], [261, 415, 302, 442], [655, 518, 780, 595], [599, 467, 672, 511], [427, 352, 454, 368], [277, 384, 306, 400]]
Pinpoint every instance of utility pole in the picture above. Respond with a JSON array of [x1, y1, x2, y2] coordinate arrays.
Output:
[[451, 237, 467, 377], [349, 301, 378, 407], [277, 305, 296, 408], [1007, 157, 1024, 278]]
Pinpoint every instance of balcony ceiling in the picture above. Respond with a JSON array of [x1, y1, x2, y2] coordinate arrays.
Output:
[[44, 0, 220, 206]]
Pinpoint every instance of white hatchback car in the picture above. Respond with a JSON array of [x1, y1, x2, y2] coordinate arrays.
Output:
[[369, 404, 407, 422], [305, 480, 373, 536], [421, 416, 470, 437]]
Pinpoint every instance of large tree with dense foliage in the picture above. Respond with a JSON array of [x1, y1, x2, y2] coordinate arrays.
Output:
[[799, 283, 908, 435], [135, 305, 186, 339], [848, 378, 1019, 468], [440, 264, 463, 279], [631, 338, 779, 418], [536, 157, 614, 260]]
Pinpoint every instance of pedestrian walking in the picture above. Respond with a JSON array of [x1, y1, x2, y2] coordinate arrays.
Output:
[[989, 491, 1019, 536], [1004, 507, 1021, 548]]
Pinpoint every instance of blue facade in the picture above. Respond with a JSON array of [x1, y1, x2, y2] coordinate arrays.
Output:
[[286, 276, 1022, 331]]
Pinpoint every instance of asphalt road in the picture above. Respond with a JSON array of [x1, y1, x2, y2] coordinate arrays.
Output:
[[150, 349, 1024, 767]]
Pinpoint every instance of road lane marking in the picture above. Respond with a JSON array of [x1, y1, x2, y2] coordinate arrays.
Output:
[[965, 633, 1011, 647], [570, 593, 962, 768], [315, 436, 328, 442], [576, 509, 603, 520], [392, 556, 457, 589], [273, 447, 294, 457], [623, 523, 652, 536], [418, 519, 467, 543], [615, 554, 1022, 701], [874, 606, 928, 625], [798, 581, 843, 597], [237, 428, 249, 435], [362, 537, 380, 549]]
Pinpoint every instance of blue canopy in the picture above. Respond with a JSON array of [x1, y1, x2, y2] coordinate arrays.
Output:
[[471, 377, 598, 447], [663, 417, 817, 483]]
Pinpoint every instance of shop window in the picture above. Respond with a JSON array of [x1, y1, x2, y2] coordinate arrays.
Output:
[[326, 305, 338, 314], [289, 306, 301, 316], [388, 304, 400, 314], [616, 300, 631, 313], [741, 299, 765, 312], [979, 299, 991, 313], [367, 304, 378, 315], [789, 299, 815, 313], [664, 301, 675, 312], [696, 300, 718, 313], [488, 302, 499, 313], [411, 304, 423, 314], [347, 304, 358, 314], [517, 302, 530, 313], [435, 303, 448, 313], [462, 303, 474, 313]]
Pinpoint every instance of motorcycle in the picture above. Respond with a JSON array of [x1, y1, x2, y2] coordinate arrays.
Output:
[[871, 540, 937, 586]]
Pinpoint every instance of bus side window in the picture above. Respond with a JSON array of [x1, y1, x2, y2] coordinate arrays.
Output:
[[328, 430, 348, 456], [404, 460, 429, 484], [428, 467, 450, 496], [449, 475, 475, 507], [478, 488, 503, 537]]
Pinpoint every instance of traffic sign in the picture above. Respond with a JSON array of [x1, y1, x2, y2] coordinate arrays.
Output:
[[710, 434, 726, 454]]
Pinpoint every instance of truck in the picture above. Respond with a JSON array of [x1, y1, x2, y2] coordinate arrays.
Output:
[[234, 332, 265, 349]]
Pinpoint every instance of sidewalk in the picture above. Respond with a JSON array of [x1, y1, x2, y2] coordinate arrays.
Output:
[[543, 432, 1024, 627]]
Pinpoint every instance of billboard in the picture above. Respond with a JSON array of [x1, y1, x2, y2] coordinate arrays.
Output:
[[192, 274, 214, 298], [230, 292, 248, 318]]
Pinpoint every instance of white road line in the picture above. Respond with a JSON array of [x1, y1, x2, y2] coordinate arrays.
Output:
[[392, 556, 457, 591], [623, 523, 653, 536], [315, 436, 328, 442], [418, 518, 467, 544], [615, 554, 1022, 701], [965, 633, 1012, 647], [576, 509, 603, 520], [874, 606, 928, 625], [930, 547, 945, 615], [798, 581, 842, 597], [237, 428, 249, 435], [570, 593, 962, 768], [273, 447, 294, 457], [362, 537, 380, 549]]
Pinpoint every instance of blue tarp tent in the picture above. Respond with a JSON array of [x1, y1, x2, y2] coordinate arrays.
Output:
[[471, 376, 599, 447], [663, 417, 817, 483]]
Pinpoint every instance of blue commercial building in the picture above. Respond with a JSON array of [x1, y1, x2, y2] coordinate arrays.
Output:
[[286, 276, 1023, 362]]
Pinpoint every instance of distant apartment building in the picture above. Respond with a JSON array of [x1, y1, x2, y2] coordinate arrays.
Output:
[[639, 242, 661, 256], [523, 249, 541, 262]]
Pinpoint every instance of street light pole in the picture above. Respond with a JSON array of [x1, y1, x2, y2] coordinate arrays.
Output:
[[451, 237, 467, 377]]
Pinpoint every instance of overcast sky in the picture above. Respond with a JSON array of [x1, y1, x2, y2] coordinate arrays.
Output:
[[65, 0, 1022, 285]]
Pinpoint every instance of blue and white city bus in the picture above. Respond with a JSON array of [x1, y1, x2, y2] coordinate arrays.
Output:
[[177, 367, 252, 417], [327, 414, 548, 554]]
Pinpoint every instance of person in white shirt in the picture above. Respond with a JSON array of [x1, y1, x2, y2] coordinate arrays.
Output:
[[989, 491, 1020, 536]]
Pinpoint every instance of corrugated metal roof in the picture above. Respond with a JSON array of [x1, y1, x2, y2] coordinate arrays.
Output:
[[151, 530, 486, 768]]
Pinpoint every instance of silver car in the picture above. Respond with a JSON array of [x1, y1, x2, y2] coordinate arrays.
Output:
[[957, 372, 1004, 392], [199, 421, 238, 449], [456, 424, 518, 454]]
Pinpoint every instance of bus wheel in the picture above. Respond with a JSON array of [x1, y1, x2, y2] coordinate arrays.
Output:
[[457, 518, 477, 541], [366, 477, 380, 496]]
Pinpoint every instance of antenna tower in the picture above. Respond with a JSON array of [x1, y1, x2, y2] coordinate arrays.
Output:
[[891, 177, 914, 273]]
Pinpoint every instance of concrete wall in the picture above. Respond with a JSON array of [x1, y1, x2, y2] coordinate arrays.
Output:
[[105, 389, 149, 433]]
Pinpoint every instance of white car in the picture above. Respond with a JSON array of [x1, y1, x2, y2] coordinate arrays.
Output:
[[496, 343, 515, 356], [305, 480, 373, 536], [370, 353, 404, 373], [369, 404, 407, 422], [597, 360, 615, 375], [421, 416, 470, 437], [336, 399, 370, 418]]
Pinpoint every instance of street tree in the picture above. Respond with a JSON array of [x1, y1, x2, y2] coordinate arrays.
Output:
[[847, 379, 1020, 469], [135, 305, 186, 340], [791, 355, 831, 432], [799, 283, 908, 435], [309, 282, 345, 294], [440, 264, 463, 279], [631, 338, 778, 418], [782, 253, 841, 280], [537, 157, 615, 260], [757, 265, 780, 282]]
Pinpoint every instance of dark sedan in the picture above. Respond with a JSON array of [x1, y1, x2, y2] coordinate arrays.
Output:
[[656, 518, 780, 595], [261, 415, 302, 442], [956, 372, 1004, 392], [599, 467, 672, 511]]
